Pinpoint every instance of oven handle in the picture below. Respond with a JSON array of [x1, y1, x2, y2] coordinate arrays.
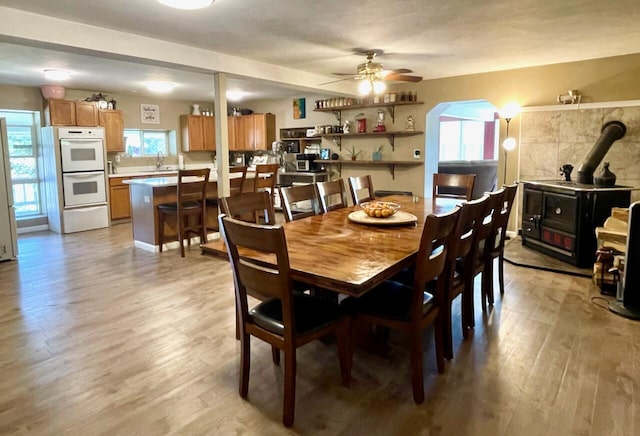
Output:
[[64, 172, 104, 179]]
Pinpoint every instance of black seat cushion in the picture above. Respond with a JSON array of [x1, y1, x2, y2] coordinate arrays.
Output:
[[157, 201, 202, 211], [341, 280, 435, 322], [250, 294, 345, 336]]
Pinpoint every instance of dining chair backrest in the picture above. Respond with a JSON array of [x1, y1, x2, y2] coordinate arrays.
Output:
[[176, 168, 210, 208], [474, 188, 506, 257], [219, 191, 276, 225], [433, 173, 476, 201], [253, 163, 280, 193], [348, 175, 375, 206], [229, 166, 248, 196], [218, 215, 294, 334], [448, 195, 489, 266], [280, 184, 320, 222], [315, 179, 349, 213], [488, 183, 518, 255], [412, 207, 461, 310]]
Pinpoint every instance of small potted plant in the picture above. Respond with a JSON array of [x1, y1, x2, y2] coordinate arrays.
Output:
[[346, 145, 362, 161], [372, 144, 383, 161]]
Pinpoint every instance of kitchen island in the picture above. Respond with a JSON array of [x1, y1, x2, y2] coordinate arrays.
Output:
[[124, 171, 258, 252], [124, 176, 220, 252]]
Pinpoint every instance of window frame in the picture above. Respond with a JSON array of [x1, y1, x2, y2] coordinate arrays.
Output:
[[124, 129, 170, 157]]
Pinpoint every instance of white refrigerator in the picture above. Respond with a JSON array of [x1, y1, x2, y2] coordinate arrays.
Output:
[[0, 118, 18, 261]]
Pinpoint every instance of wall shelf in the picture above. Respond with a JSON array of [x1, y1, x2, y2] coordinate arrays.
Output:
[[314, 101, 424, 123], [321, 131, 423, 151], [320, 159, 423, 180]]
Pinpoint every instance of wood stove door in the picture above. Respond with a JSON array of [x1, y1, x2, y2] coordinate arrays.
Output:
[[522, 188, 543, 240], [542, 191, 578, 233]]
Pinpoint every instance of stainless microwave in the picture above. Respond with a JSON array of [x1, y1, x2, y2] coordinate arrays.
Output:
[[295, 160, 311, 171]]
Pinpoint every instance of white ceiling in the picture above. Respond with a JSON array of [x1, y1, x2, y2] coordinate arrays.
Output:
[[1, 0, 640, 102]]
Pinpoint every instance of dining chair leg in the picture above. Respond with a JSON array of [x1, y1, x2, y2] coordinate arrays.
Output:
[[498, 253, 506, 295], [461, 284, 473, 337], [443, 299, 454, 360], [158, 212, 165, 253], [271, 346, 280, 365], [336, 318, 352, 387], [178, 216, 186, 258], [409, 329, 425, 404], [283, 349, 297, 427], [434, 313, 445, 374], [484, 259, 495, 306], [239, 332, 250, 398]]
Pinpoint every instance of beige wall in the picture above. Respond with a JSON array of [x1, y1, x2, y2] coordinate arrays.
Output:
[[3, 52, 640, 196]]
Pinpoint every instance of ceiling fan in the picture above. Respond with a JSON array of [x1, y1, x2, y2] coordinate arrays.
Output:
[[321, 49, 422, 93]]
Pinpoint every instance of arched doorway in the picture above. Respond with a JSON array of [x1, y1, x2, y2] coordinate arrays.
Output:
[[424, 100, 499, 198]]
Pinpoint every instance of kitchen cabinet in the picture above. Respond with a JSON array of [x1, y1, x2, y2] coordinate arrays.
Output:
[[109, 177, 131, 220], [98, 109, 125, 152], [227, 113, 275, 150], [45, 99, 99, 126], [181, 115, 216, 152]]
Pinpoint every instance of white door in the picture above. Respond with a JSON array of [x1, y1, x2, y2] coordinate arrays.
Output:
[[62, 171, 107, 207], [60, 139, 105, 172], [0, 118, 18, 261]]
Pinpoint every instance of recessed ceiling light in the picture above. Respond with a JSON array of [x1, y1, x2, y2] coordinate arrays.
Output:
[[44, 69, 71, 81], [146, 81, 175, 93], [226, 90, 246, 102], [158, 0, 214, 10]]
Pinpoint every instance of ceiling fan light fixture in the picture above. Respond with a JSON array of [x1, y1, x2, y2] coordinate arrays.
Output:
[[158, 0, 214, 9], [373, 80, 386, 94], [44, 69, 71, 81], [358, 80, 373, 95], [145, 81, 174, 93]]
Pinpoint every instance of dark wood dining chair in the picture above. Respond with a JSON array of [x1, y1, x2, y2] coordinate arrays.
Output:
[[348, 175, 375, 206], [480, 183, 518, 305], [469, 188, 506, 314], [441, 194, 489, 359], [218, 214, 352, 427], [219, 191, 276, 225], [315, 179, 349, 213], [205, 166, 248, 234], [253, 163, 280, 199], [341, 207, 460, 404], [433, 173, 476, 201], [280, 184, 320, 222], [157, 168, 210, 257]]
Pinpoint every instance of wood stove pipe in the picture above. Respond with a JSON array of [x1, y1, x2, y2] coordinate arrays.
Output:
[[576, 120, 626, 184]]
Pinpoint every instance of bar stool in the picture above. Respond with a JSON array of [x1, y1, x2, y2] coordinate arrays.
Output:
[[157, 168, 210, 257]]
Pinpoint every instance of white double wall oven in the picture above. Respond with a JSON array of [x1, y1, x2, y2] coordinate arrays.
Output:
[[42, 127, 109, 233]]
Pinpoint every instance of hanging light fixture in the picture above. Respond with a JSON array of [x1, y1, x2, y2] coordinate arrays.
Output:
[[499, 103, 521, 183], [358, 75, 386, 96], [44, 69, 71, 81], [158, 0, 214, 10]]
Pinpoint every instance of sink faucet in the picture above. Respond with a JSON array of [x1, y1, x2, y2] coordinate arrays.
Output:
[[155, 151, 164, 171]]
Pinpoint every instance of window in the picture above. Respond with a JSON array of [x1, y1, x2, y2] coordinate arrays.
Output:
[[124, 129, 169, 157], [439, 120, 486, 161], [1, 110, 43, 218]]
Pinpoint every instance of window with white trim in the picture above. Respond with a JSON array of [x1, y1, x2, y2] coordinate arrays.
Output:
[[0, 110, 43, 218], [124, 129, 170, 157], [439, 120, 486, 161]]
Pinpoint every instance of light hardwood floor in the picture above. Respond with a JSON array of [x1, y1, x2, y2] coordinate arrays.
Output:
[[0, 223, 638, 435]]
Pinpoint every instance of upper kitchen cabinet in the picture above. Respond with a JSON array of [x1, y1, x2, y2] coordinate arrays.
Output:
[[98, 109, 125, 152], [181, 115, 216, 152], [45, 99, 99, 126], [228, 113, 275, 151]]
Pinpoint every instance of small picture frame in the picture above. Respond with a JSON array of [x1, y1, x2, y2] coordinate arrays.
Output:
[[141, 104, 160, 124], [293, 98, 306, 119], [319, 148, 330, 160]]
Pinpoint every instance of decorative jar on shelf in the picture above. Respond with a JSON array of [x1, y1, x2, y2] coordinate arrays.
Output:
[[191, 104, 201, 115]]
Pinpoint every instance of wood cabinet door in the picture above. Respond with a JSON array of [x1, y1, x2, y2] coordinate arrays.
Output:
[[227, 116, 238, 151], [47, 100, 76, 126], [181, 115, 205, 151], [253, 113, 276, 150], [99, 110, 125, 152], [240, 115, 255, 150], [75, 101, 99, 126], [203, 116, 216, 151], [110, 185, 131, 220]]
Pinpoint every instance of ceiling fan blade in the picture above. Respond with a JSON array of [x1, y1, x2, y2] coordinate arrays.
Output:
[[331, 72, 357, 76], [385, 68, 413, 74], [319, 77, 355, 86], [384, 74, 423, 82]]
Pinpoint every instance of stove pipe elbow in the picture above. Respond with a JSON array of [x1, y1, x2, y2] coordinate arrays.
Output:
[[576, 121, 626, 184]]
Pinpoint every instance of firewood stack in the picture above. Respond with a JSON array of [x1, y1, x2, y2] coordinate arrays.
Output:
[[593, 207, 629, 292]]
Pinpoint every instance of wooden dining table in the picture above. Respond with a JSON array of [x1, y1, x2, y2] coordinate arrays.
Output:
[[201, 195, 462, 297]]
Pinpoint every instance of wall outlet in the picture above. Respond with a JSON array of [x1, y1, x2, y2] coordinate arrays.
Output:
[[115, 154, 121, 163], [413, 149, 421, 159]]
